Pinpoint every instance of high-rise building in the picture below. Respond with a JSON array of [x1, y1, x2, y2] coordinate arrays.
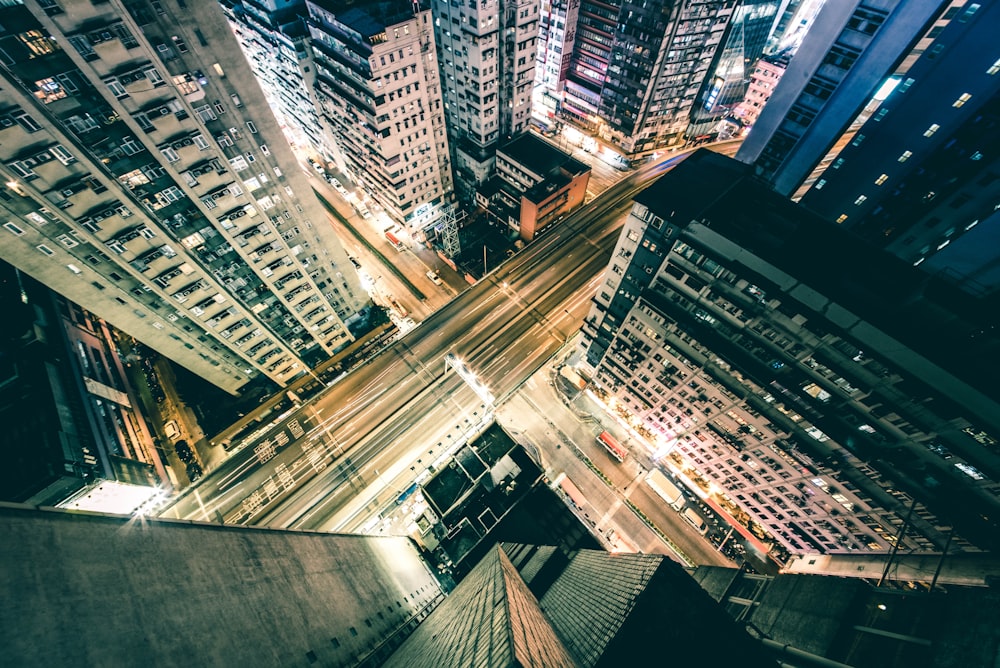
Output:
[[305, 0, 455, 236], [432, 0, 539, 203], [796, 0, 1000, 294], [735, 0, 957, 197], [579, 150, 1000, 559], [0, 0, 369, 395], [0, 503, 443, 667], [686, 0, 781, 138], [731, 54, 789, 131], [221, 1, 337, 166], [0, 262, 165, 507], [532, 0, 579, 128], [561, 0, 737, 158]]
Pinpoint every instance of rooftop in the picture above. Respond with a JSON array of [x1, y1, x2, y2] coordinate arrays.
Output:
[[499, 133, 589, 179]]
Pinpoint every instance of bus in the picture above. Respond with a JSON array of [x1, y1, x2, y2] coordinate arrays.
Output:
[[596, 430, 627, 462], [385, 231, 405, 252]]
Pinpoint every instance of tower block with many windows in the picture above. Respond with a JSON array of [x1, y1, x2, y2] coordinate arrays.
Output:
[[0, 0, 368, 394]]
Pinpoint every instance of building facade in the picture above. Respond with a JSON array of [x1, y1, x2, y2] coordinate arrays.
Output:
[[0, 0, 369, 394], [796, 0, 1000, 294], [732, 55, 789, 131], [432, 0, 539, 203], [532, 0, 579, 129], [735, 0, 959, 197], [222, 0, 338, 167], [306, 0, 454, 236], [0, 262, 164, 507], [685, 0, 780, 138], [579, 150, 1000, 559], [476, 133, 589, 241], [562, 0, 737, 158]]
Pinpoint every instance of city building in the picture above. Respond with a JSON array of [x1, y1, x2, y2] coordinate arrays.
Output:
[[578, 150, 1000, 561], [732, 55, 789, 131], [532, 0, 579, 131], [305, 0, 455, 236], [221, 1, 338, 166], [735, 0, 959, 197], [796, 0, 1000, 294], [475, 133, 589, 241], [561, 0, 737, 160], [432, 0, 539, 204], [0, 502, 443, 667], [685, 0, 780, 138], [0, 262, 165, 508], [385, 544, 775, 667], [694, 565, 1000, 667], [0, 0, 368, 395]]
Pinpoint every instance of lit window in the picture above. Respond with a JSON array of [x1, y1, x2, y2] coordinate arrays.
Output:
[[34, 77, 67, 103], [988, 58, 1000, 75], [854, 195, 867, 205], [874, 174, 888, 185], [836, 214, 848, 224], [952, 93, 971, 108], [814, 179, 826, 190], [898, 150, 912, 162], [923, 123, 940, 137]]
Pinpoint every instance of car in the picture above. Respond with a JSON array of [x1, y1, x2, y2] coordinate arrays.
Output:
[[186, 461, 203, 483], [328, 176, 342, 188], [426, 270, 442, 285], [174, 440, 195, 464]]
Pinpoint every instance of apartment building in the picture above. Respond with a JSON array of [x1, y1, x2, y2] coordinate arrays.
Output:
[[579, 150, 1000, 558], [562, 0, 736, 158], [306, 0, 454, 235], [796, 0, 1000, 294], [736, 0, 959, 197], [532, 0, 578, 128], [432, 0, 539, 203], [222, 0, 338, 166], [0, 0, 368, 394], [732, 55, 789, 130]]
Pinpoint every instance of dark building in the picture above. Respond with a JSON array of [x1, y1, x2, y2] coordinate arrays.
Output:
[[578, 150, 1000, 562], [0, 261, 164, 508], [384, 543, 776, 667], [797, 0, 1000, 294], [694, 565, 1000, 667], [736, 0, 955, 197]]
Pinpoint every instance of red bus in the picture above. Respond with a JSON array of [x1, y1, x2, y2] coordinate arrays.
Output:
[[597, 430, 627, 462], [385, 231, 405, 252]]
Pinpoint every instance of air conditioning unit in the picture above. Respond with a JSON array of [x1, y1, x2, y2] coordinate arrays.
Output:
[[61, 189, 75, 197]]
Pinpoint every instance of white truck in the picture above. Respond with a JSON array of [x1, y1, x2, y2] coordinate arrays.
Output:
[[645, 469, 686, 510]]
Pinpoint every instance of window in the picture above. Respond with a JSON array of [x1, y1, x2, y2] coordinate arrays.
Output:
[[988, 58, 1000, 76], [105, 78, 128, 98], [213, 101, 225, 115], [851, 134, 865, 147], [259, 144, 270, 156], [195, 105, 216, 122], [814, 179, 826, 190], [230, 93, 243, 108], [18, 30, 58, 57], [193, 134, 210, 150], [34, 77, 67, 103], [836, 214, 848, 224], [50, 145, 75, 164], [37, 244, 55, 256], [898, 150, 912, 162], [246, 121, 257, 134], [230, 155, 249, 171], [145, 68, 164, 86], [953, 93, 971, 108], [923, 123, 940, 137], [4, 222, 25, 235], [67, 264, 83, 275], [13, 112, 42, 132], [874, 173, 888, 185], [120, 137, 144, 155], [160, 146, 180, 162], [57, 233, 78, 248]]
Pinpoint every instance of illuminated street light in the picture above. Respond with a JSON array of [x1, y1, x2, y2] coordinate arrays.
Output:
[[444, 353, 495, 407]]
